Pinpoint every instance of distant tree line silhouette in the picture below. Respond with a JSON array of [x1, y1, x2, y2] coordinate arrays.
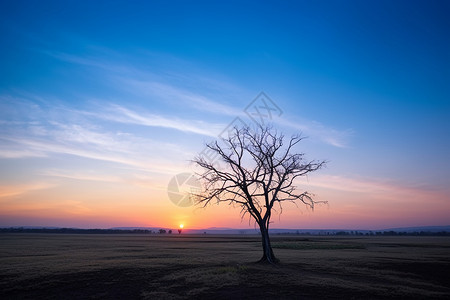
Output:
[[1, 227, 448, 236], [333, 230, 450, 236], [0, 228, 177, 234]]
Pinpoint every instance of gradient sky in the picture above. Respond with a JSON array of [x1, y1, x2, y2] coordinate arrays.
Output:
[[0, 0, 449, 230]]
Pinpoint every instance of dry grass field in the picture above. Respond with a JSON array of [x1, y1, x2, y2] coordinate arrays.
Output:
[[1, 233, 449, 299]]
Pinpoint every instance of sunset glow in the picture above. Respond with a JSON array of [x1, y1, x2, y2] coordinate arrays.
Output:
[[0, 1, 448, 231]]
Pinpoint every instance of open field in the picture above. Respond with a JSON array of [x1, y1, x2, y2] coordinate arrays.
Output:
[[1, 234, 449, 299]]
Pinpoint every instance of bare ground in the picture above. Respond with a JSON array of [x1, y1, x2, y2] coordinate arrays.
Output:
[[1, 234, 449, 299]]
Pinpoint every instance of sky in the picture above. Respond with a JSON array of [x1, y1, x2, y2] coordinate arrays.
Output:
[[0, 0, 449, 230]]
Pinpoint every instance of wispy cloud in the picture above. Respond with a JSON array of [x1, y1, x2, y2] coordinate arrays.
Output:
[[113, 78, 353, 147], [117, 79, 353, 147], [43, 50, 131, 74], [0, 96, 196, 175], [0, 183, 55, 199], [301, 174, 447, 204], [98, 104, 221, 137], [2, 131, 188, 175], [40, 168, 170, 191], [41, 169, 120, 183], [278, 118, 354, 148], [44, 49, 352, 148], [0, 147, 46, 159], [119, 78, 243, 117]]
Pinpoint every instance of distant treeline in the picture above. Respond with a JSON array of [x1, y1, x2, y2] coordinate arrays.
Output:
[[1, 228, 449, 236], [331, 231, 450, 236], [276, 230, 450, 236], [0, 228, 156, 234]]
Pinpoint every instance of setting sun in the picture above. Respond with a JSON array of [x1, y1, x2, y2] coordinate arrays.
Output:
[[179, 224, 184, 229]]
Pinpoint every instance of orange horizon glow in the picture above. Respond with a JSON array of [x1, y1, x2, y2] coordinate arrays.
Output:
[[0, 160, 449, 230]]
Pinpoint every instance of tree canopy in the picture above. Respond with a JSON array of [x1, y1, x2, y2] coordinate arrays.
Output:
[[193, 126, 326, 263]]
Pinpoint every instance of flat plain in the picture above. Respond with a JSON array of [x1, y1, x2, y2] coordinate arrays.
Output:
[[1, 233, 449, 299]]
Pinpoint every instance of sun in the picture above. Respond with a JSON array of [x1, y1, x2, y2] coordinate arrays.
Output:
[[179, 224, 184, 229]]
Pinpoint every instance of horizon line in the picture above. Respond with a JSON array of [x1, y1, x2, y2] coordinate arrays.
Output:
[[2, 225, 450, 232]]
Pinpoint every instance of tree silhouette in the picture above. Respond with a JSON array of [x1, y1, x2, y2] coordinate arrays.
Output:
[[193, 126, 326, 263]]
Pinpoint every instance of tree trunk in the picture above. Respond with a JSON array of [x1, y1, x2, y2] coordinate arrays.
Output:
[[258, 223, 279, 264]]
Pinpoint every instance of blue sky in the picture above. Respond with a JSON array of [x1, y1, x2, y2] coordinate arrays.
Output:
[[0, 0, 449, 229]]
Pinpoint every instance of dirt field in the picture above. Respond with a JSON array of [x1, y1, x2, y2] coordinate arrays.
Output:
[[1, 233, 449, 299]]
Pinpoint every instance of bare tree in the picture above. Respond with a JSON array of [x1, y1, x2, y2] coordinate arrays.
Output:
[[193, 126, 326, 264]]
